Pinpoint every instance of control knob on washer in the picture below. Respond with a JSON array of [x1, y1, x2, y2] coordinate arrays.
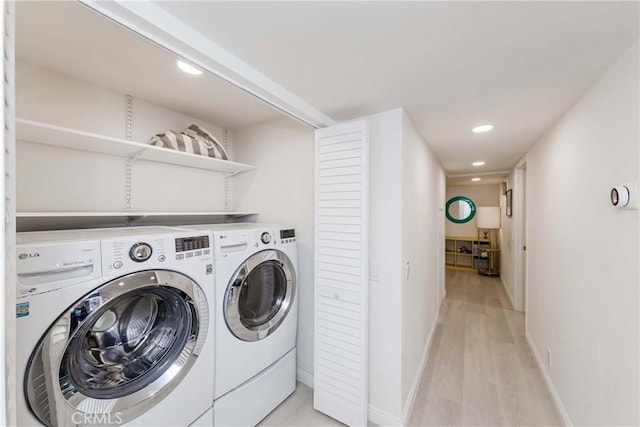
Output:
[[129, 242, 153, 262], [261, 232, 272, 244]]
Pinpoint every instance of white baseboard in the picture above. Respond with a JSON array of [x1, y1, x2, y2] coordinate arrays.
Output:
[[296, 368, 314, 388], [500, 276, 515, 309], [368, 405, 402, 426], [400, 312, 439, 424], [525, 331, 572, 426], [300, 368, 402, 425]]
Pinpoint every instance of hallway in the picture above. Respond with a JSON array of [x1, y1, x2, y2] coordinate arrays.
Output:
[[408, 270, 563, 426]]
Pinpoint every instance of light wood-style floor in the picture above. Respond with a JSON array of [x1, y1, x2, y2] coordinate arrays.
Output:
[[407, 269, 563, 426], [261, 270, 562, 426]]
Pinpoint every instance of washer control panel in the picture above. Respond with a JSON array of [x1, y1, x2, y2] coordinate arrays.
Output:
[[174, 235, 210, 260], [129, 242, 153, 262], [103, 237, 167, 273], [102, 232, 212, 273]]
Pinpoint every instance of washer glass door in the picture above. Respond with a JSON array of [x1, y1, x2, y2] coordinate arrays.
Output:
[[25, 270, 209, 426], [226, 250, 296, 341]]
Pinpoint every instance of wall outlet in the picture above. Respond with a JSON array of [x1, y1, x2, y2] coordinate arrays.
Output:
[[547, 349, 552, 368]]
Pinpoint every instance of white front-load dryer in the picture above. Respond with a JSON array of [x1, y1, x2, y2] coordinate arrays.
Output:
[[16, 226, 215, 427], [179, 223, 298, 426]]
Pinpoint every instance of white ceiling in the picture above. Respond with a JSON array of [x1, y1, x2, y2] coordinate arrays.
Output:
[[15, 1, 283, 130], [157, 1, 639, 174]]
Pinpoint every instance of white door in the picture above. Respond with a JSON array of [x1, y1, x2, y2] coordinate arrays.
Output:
[[314, 120, 368, 426]]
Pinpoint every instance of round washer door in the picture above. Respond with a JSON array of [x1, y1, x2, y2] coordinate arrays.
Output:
[[25, 270, 209, 426], [225, 249, 296, 341]]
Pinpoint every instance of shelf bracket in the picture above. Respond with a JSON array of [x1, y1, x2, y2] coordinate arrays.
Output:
[[128, 150, 144, 164], [125, 214, 148, 226]]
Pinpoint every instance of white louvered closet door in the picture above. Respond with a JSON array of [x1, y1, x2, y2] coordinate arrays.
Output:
[[314, 120, 368, 427], [3, 1, 16, 424]]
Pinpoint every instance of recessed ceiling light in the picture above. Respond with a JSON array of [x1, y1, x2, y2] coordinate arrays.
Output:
[[471, 177, 481, 182], [472, 124, 494, 133], [177, 60, 202, 75], [472, 161, 486, 166]]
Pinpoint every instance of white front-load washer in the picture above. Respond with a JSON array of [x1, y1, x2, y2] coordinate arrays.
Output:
[[179, 223, 298, 426], [16, 226, 215, 427]]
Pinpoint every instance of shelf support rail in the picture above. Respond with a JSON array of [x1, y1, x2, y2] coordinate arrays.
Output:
[[223, 128, 229, 218], [125, 95, 133, 214]]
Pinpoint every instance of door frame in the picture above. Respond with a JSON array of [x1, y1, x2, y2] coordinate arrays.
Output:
[[512, 156, 527, 312]]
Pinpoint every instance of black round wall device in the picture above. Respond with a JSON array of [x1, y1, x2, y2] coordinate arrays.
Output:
[[611, 186, 630, 208], [611, 187, 619, 206]]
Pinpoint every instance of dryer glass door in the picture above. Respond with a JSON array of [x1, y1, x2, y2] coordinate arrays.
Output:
[[238, 260, 287, 326], [226, 249, 296, 341], [25, 270, 209, 426]]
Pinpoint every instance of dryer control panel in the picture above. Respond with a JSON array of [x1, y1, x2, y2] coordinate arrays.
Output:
[[279, 229, 296, 245], [252, 228, 296, 247], [213, 227, 296, 259]]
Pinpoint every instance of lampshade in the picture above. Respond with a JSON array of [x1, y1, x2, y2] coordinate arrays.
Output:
[[476, 206, 501, 229]]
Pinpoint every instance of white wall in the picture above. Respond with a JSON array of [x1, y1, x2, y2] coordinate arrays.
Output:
[[231, 118, 316, 378], [16, 61, 227, 215], [364, 109, 403, 421], [445, 184, 500, 236], [525, 40, 639, 426], [399, 110, 445, 420], [359, 108, 445, 424]]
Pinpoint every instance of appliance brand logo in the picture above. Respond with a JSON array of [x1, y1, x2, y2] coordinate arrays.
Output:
[[18, 252, 39, 260]]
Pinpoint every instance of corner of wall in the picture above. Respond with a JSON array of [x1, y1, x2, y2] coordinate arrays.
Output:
[[296, 368, 314, 389], [500, 275, 515, 309]]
